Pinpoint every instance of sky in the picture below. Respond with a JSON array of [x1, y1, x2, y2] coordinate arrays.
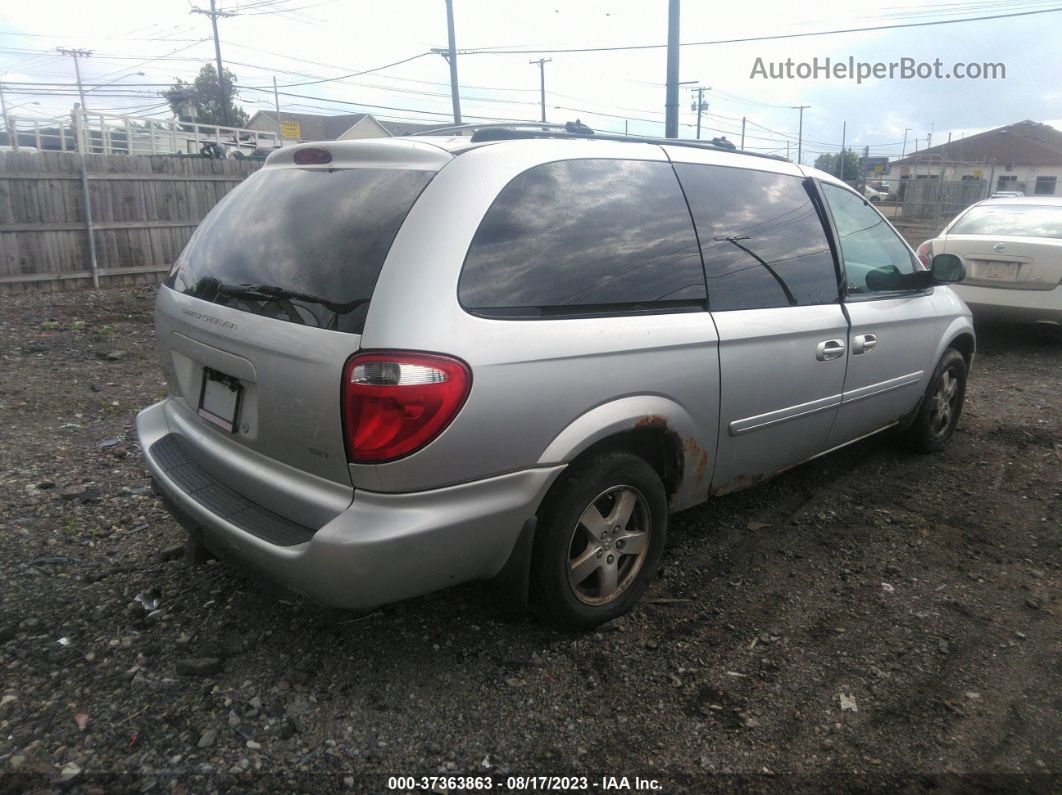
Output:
[[1, 0, 1061, 165]]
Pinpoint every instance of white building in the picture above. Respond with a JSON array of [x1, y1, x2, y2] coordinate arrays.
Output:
[[890, 120, 1062, 196]]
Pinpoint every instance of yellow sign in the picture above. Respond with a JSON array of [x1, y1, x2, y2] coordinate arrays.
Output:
[[972, 169, 983, 178], [280, 120, 301, 140], [874, 164, 883, 173]]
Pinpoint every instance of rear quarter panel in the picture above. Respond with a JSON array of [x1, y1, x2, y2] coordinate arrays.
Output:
[[357, 140, 721, 501]]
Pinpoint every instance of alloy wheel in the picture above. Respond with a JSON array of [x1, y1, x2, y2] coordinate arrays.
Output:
[[566, 485, 651, 606], [929, 366, 961, 437]]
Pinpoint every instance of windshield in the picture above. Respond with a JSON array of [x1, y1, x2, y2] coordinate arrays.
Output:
[[949, 204, 1062, 240], [167, 166, 435, 333]]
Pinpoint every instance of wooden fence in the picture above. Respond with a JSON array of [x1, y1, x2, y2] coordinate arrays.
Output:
[[0, 151, 262, 291]]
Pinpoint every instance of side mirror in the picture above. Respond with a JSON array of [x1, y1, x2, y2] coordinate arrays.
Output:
[[930, 253, 965, 283]]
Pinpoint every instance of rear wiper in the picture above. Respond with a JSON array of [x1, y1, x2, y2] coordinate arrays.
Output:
[[215, 283, 368, 314]]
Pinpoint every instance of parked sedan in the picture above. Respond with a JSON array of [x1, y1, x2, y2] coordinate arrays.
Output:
[[863, 183, 890, 202], [917, 196, 1062, 326]]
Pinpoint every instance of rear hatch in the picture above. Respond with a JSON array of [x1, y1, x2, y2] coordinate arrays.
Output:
[[156, 140, 448, 497], [943, 202, 1062, 290]]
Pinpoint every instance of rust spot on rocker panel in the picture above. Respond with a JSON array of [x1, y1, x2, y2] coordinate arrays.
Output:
[[710, 460, 801, 497], [710, 472, 769, 497]]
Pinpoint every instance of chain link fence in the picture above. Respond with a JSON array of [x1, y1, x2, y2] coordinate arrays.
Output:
[[862, 157, 1000, 247]]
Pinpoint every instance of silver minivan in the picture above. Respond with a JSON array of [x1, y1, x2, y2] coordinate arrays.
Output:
[[138, 126, 974, 628]]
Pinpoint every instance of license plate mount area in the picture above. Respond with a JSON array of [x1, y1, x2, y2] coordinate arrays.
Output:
[[197, 367, 243, 433]]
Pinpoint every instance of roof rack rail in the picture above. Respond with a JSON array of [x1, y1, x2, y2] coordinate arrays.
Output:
[[411, 122, 574, 137], [413, 119, 789, 162], [421, 119, 784, 162]]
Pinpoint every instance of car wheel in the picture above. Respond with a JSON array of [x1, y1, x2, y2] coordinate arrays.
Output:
[[904, 348, 968, 453], [532, 452, 667, 629]]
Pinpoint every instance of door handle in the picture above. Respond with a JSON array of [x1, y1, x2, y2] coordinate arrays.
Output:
[[816, 339, 846, 361], [853, 333, 878, 355]]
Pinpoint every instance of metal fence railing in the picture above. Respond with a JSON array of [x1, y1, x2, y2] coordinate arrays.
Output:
[[2, 111, 279, 158]]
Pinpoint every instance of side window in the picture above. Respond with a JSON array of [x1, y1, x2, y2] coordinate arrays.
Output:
[[820, 182, 918, 294], [674, 163, 839, 311], [458, 159, 705, 318]]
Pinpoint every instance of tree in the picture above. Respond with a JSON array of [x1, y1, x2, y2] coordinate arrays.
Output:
[[814, 149, 860, 180], [164, 64, 248, 127]]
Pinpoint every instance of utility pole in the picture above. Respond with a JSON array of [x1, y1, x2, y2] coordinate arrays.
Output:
[[900, 127, 909, 161], [530, 58, 551, 123], [690, 85, 708, 140], [58, 47, 98, 288], [191, 1, 236, 126], [0, 81, 8, 143], [444, 0, 462, 124], [664, 0, 680, 138], [58, 48, 91, 152], [791, 104, 810, 165], [839, 121, 846, 181], [58, 48, 91, 116], [273, 76, 282, 143], [740, 116, 746, 151]]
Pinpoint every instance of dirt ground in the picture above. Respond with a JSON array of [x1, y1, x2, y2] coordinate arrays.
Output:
[[0, 286, 1058, 794]]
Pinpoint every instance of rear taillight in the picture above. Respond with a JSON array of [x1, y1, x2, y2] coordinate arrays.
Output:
[[916, 240, 933, 269], [341, 352, 471, 463]]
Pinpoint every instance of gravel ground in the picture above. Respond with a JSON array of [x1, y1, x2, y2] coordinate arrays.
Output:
[[0, 286, 1059, 794]]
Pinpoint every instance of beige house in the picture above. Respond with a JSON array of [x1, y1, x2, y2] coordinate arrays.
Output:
[[246, 111, 446, 145]]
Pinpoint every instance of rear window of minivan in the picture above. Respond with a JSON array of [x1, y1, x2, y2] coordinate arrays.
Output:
[[167, 166, 435, 334]]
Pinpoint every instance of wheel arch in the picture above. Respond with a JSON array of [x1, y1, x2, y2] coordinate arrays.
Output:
[[948, 329, 976, 368], [536, 395, 710, 510]]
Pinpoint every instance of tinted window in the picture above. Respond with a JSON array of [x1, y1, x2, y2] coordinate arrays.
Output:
[[675, 164, 839, 311], [458, 159, 705, 317], [168, 167, 434, 333], [950, 203, 1062, 239], [820, 182, 916, 294]]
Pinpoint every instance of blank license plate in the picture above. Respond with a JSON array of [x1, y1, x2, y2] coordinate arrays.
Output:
[[973, 260, 1020, 281], [197, 368, 242, 433]]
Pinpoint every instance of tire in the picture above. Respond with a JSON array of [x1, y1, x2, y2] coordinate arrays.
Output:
[[904, 348, 968, 453], [531, 452, 667, 629]]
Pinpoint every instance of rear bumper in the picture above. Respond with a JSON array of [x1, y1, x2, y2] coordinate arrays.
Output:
[[137, 400, 564, 609], [954, 283, 1062, 325]]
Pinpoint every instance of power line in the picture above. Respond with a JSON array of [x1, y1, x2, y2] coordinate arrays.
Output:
[[270, 52, 433, 88], [455, 6, 1062, 54]]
